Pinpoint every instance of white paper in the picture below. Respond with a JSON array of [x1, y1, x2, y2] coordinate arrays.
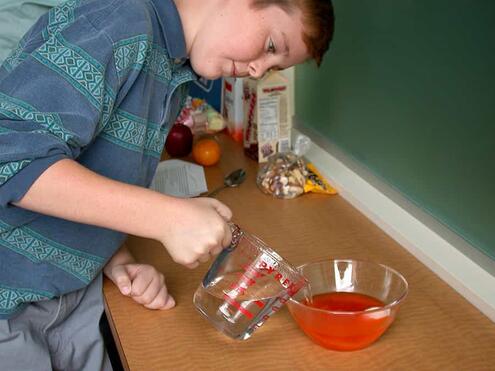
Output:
[[150, 159, 207, 198]]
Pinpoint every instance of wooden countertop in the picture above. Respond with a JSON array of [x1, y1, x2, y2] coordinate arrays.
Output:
[[103, 134, 495, 371]]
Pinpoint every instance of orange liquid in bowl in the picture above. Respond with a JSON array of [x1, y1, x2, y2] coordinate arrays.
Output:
[[305, 292, 384, 311], [290, 292, 395, 351]]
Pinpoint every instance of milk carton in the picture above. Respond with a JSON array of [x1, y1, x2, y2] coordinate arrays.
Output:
[[243, 71, 292, 162]]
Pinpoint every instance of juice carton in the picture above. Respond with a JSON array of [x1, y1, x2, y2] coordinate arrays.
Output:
[[243, 71, 292, 162], [222, 77, 244, 143]]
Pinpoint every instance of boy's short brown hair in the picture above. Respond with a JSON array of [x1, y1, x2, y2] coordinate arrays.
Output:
[[251, 0, 335, 66]]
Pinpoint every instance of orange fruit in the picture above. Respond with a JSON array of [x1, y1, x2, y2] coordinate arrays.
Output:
[[192, 138, 221, 166]]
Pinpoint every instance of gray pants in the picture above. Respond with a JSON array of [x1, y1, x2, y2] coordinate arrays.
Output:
[[0, 274, 113, 371]]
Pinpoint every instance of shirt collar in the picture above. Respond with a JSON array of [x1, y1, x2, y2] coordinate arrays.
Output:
[[149, 0, 188, 61]]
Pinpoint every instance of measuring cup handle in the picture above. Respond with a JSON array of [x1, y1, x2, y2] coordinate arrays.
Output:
[[202, 223, 242, 287], [227, 222, 242, 246]]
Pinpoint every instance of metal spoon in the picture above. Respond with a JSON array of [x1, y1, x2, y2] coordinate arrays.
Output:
[[207, 168, 246, 197]]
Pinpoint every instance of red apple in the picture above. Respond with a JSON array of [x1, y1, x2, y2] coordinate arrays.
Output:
[[165, 123, 193, 157]]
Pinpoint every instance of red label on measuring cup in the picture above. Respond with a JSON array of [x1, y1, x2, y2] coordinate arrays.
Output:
[[256, 255, 302, 295], [222, 293, 254, 319]]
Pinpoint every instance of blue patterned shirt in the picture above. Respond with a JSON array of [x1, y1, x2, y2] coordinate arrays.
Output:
[[0, 0, 196, 318]]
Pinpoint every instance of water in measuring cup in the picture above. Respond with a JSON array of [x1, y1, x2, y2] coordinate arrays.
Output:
[[194, 271, 284, 340]]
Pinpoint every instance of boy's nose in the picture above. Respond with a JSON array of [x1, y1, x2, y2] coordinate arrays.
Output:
[[248, 60, 270, 79]]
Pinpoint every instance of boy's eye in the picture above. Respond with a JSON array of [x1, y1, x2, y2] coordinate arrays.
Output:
[[267, 38, 276, 54]]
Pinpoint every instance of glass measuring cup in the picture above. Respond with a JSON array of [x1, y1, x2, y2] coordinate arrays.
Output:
[[193, 224, 308, 340]]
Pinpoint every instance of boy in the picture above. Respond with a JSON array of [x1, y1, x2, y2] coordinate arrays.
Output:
[[0, 0, 334, 369]]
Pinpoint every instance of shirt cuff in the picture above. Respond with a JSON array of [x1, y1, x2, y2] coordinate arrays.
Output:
[[0, 154, 68, 207]]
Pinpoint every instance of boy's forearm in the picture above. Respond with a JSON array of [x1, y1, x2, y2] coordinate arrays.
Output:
[[13, 159, 179, 241]]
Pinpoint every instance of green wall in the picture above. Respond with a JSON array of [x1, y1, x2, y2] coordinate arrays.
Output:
[[296, 0, 495, 260]]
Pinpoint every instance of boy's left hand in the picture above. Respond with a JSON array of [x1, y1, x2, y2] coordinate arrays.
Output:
[[106, 263, 175, 310]]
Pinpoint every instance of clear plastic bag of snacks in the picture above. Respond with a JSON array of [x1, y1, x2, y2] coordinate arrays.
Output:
[[256, 135, 338, 199], [175, 96, 226, 135], [256, 151, 307, 199]]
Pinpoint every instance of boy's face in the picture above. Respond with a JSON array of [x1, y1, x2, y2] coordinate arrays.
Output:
[[188, 2, 309, 79]]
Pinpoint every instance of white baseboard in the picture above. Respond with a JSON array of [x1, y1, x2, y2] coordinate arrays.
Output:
[[294, 127, 495, 322]]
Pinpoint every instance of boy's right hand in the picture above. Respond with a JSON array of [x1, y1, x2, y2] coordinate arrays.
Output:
[[158, 197, 232, 269], [14, 158, 232, 269]]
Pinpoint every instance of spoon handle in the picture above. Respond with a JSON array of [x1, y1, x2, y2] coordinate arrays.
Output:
[[207, 185, 227, 197]]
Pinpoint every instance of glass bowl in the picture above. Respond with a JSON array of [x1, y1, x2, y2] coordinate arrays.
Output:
[[287, 259, 408, 351]]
